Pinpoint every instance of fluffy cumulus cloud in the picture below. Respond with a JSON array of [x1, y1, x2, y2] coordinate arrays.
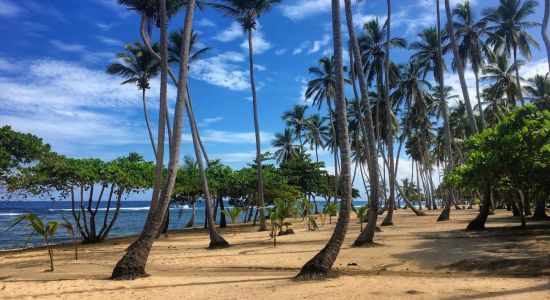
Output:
[[189, 51, 250, 91], [279, 0, 332, 21], [214, 22, 242, 42]]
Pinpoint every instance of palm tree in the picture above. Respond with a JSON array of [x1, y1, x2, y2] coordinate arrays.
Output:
[[480, 87, 509, 126], [543, 0, 550, 71], [304, 114, 330, 162], [453, 1, 493, 129], [272, 128, 299, 163], [436, 0, 457, 221], [111, 0, 196, 280], [211, 0, 281, 232], [484, 0, 541, 105], [342, 0, 382, 247], [107, 41, 160, 157], [481, 53, 522, 108], [524, 74, 550, 110], [295, 0, 353, 280], [444, 0, 479, 135], [410, 27, 450, 84], [282, 104, 308, 149], [306, 55, 340, 202]]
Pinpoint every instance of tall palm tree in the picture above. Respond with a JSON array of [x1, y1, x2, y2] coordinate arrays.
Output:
[[410, 27, 450, 86], [543, 0, 550, 71], [481, 53, 522, 108], [295, 0, 353, 280], [111, 0, 196, 280], [272, 128, 299, 163], [436, 0, 456, 221], [107, 41, 160, 157], [484, 0, 541, 105], [304, 114, 330, 162], [282, 104, 308, 149], [211, 0, 281, 232], [453, 1, 493, 129], [524, 74, 550, 110], [444, 0, 479, 135], [306, 55, 340, 202], [342, 0, 382, 247]]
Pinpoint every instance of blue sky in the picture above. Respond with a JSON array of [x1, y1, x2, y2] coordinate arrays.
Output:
[[0, 0, 548, 198]]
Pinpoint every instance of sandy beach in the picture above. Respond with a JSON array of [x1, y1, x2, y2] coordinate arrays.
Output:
[[1, 209, 549, 299]]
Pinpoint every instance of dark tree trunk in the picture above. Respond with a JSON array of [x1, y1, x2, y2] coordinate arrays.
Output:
[[295, 0, 354, 280], [533, 197, 549, 219], [186, 202, 196, 228], [466, 185, 491, 231], [219, 196, 227, 228], [543, 0, 550, 72]]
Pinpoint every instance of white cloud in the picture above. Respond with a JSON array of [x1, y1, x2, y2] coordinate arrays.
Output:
[[96, 22, 116, 31], [0, 57, 20, 72], [93, 0, 131, 18], [214, 22, 242, 42], [0, 0, 20, 17], [197, 18, 216, 28], [199, 116, 224, 127], [50, 40, 114, 63], [275, 48, 287, 56], [280, 0, 332, 21], [96, 35, 123, 47], [189, 51, 250, 91], [193, 130, 274, 144], [293, 41, 310, 55], [240, 30, 272, 54], [308, 34, 331, 54]]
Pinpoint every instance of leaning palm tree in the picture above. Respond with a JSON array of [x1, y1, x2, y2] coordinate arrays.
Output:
[[272, 128, 299, 163], [107, 41, 160, 157], [211, 0, 281, 232], [444, 0, 479, 135], [295, 0, 353, 280], [543, 0, 550, 71], [342, 0, 382, 247], [282, 104, 308, 149], [304, 114, 330, 162], [524, 74, 550, 110], [111, 0, 197, 280], [484, 0, 540, 105], [453, 1, 493, 129]]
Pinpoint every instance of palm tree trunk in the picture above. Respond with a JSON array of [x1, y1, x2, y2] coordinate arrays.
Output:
[[437, 0, 457, 222], [543, 0, 550, 72], [343, 0, 381, 247], [444, 0, 478, 135], [186, 81, 229, 248], [512, 44, 525, 105], [186, 202, 196, 228], [327, 99, 340, 203], [247, 30, 267, 232], [474, 70, 486, 130], [111, 0, 195, 280], [381, 0, 395, 226], [142, 89, 158, 157], [466, 184, 491, 230], [295, 0, 353, 280], [186, 86, 210, 164]]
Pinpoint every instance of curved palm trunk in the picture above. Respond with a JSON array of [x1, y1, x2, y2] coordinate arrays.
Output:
[[444, 0, 478, 135], [142, 89, 158, 157], [247, 30, 267, 232], [437, 0, 457, 222], [342, 0, 381, 247], [295, 0, 353, 280], [381, 0, 395, 226], [186, 83, 229, 248], [111, 0, 195, 280], [466, 184, 492, 230], [327, 99, 340, 203], [543, 0, 550, 72]]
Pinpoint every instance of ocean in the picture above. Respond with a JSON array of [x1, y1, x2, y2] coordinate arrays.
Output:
[[0, 200, 369, 250]]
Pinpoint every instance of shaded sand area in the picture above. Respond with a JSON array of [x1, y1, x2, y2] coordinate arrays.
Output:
[[1, 209, 549, 299]]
